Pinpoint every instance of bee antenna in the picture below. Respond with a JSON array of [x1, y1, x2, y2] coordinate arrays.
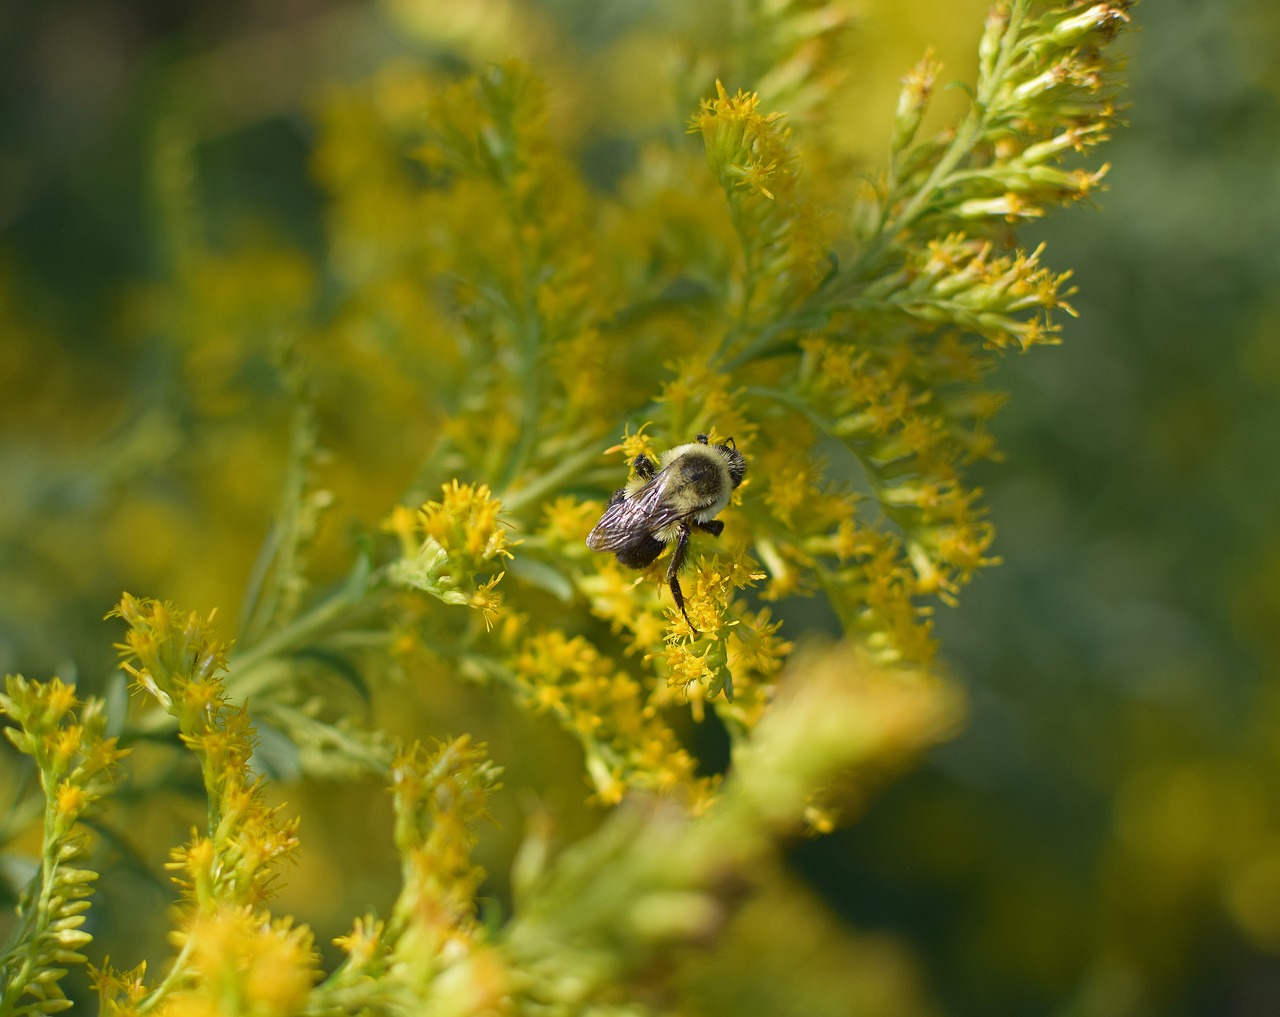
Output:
[[695, 433, 709, 444]]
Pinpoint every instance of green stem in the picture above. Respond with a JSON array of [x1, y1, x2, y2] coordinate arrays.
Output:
[[884, 1, 1025, 240], [0, 783, 70, 1013], [137, 936, 197, 1013], [239, 392, 317, 647], [230, 572, 381, 680], [723, 2, 1031, 372], [500, 443, 602, 513]]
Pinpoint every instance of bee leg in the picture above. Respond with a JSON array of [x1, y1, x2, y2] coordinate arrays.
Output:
[[632, 453, 657, 480], [667, 520, 697, 635], [695, 519, 724, 538]]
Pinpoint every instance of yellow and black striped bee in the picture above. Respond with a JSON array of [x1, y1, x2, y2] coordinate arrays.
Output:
[[587, 434, 746, 634]]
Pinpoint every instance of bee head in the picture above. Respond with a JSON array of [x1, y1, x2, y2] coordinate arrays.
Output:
[[697, 433, 747, 489]]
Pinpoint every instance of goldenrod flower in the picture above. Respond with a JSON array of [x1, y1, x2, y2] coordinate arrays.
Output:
[[23, 4, 1135, 1012], [389, 482, 515, 627]]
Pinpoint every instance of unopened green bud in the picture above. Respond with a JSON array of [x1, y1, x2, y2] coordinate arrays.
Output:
[[1051, 3, 1132, 48], [892, 51, 940, 154]]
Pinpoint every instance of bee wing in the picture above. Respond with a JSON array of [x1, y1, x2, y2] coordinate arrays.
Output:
[[586, 467, 686, 552]]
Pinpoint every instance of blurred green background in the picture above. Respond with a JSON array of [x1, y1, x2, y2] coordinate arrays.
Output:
[[3, 1, 1280, 1014]]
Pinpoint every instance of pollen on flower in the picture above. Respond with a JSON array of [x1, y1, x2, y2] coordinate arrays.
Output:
[[581, 558, 653, 634], [661, 642, 718, 694], [333, 916, 385, 965], [390, 481, 516, 626], [109, 596, 230, 706], [56, 782, 87, 820], [604, 422, 655, 464], [469, 575, 505, 630], [50, 725, 84, 772], [179, 677, 225, 716], [181, 908, 319, 1014], [245, 921, 320, 1012], [762, 461, 820, 530], [541, 496, 601, 546], [513, 626, 714, 803], [418, 481, 514, 564], [169, 836, 216, 891], [728, 608, 792, 679], [88, 960, 149, 1008], [718, 546, 767, 590], [42, 678, 80, 726]]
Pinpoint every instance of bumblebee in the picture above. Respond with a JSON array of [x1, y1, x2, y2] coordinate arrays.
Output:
[[586, 434, 747, 634]]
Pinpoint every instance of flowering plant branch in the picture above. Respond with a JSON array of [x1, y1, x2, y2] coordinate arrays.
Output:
[[0, 2, 1131, 1013]]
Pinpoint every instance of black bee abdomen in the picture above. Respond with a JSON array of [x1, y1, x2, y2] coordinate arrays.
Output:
[[614, 535, 664, 569]]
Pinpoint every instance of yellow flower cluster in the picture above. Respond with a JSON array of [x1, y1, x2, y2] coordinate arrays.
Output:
[[384, 738, 503, 966], [690, 82, 790, 202], [313, 739, 509, 1015], [0, 2, 1138, 1012], [689, 83, 828, 329], [163, 909, 319, 1017], [601, 424, 657, 469], [119, 602, 301, 899], [417, 480, 513, 564], [655, 360, 758, 451], [883, 0, 1129, 238], [899, 236, 1077, 350], [388, 482, 514, 629], [109, 593, 231, 716], [331, 5, 1131, 810], [95, 596, 304, 1014], [512, 628, 714, 808], [0, 676, 125, 1013], [93, 602, 514, 1015]]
